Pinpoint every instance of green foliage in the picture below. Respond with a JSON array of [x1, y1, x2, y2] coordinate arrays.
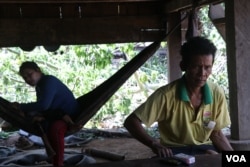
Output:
[[0, 43, 168, 129], [74, 44, 114, 69]]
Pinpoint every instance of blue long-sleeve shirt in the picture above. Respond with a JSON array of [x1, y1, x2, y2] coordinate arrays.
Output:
[[20, 75, 80, 117]]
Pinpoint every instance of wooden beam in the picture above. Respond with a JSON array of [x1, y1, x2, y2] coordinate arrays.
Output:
[[0, 2, 164, 18], [0, 0, 162, 4], [167, 12, 182, 82], [0, 16, 166, 47]]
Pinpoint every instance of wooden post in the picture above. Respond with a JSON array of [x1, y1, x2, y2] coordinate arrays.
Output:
[[167, 12, 182, 82], [225, 0, 250, 149]]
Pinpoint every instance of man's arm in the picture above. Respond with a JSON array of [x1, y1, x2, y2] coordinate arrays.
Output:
[[210, 130, 234, 151], [20, 77, 57, 112], [124, 113, 173, 157]]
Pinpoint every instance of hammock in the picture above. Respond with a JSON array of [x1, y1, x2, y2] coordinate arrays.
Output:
[[0, 37, 163, 137]]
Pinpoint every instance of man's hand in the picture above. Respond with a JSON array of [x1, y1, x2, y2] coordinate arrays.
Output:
[[210, 130, 234, 151], [124, 114, 173, 158], [151, 140, 173, 157]]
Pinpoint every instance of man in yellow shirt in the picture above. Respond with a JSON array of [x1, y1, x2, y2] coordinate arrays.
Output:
[[124, 36, 233, 157]]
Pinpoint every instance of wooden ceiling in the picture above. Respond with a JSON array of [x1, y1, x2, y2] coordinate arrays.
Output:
[[0, 0, 223, 47]]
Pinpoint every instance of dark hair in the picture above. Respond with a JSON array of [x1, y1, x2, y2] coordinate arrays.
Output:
[[19, 61, 41, 75], [180, 36, 217, 65]]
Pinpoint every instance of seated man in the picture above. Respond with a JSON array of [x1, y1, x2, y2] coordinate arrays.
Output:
[[12, 61, 81, 167], [124, 36, 233, 157]]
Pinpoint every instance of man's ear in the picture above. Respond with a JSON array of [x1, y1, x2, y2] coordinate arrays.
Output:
[[180, 61, 186, 71]]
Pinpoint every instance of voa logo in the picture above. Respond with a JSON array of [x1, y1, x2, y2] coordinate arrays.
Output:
[[226, 155, 247, 163]]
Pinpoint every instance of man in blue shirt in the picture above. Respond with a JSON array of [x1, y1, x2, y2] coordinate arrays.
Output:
[[15, 61, 81, 167]]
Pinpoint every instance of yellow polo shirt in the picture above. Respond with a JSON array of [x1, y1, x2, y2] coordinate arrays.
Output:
[[134, 77, 231, 146]]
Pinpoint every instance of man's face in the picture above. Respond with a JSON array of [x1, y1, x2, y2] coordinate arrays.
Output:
[[185, 54, 213, 88], [20, 68, 42, 86]]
